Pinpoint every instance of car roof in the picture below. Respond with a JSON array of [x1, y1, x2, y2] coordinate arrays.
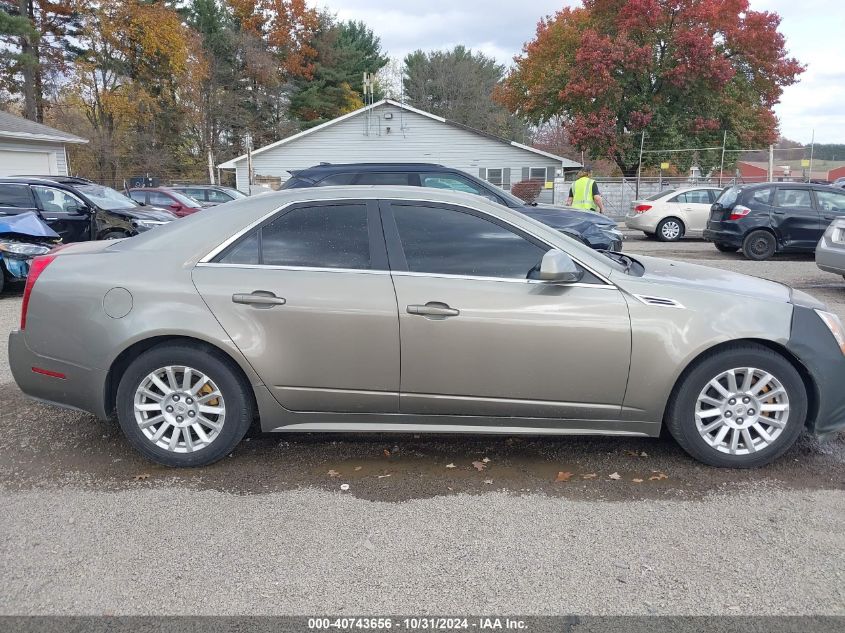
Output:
[[293, 162, 445, 175], [170, 184, 230, 189], [0, 176, 80, 187], [6, 175, 94, 184]]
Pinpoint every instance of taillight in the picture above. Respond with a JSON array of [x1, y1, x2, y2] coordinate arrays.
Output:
[[728, 205, 752, 221], [634, 205, 652, 213], [20, 254, 57, 330]]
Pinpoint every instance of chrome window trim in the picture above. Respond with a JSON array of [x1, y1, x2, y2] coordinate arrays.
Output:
[[391, 270, 615, 288], [197, 196, 617, 287], [195, 262, 390, 275]]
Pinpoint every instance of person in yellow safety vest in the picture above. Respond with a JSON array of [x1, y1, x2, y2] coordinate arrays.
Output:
[[565, 167, 605, 214]]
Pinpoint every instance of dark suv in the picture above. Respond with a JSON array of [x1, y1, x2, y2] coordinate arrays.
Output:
[[0, 177, 176, 242], [704, 182, 845, 260], [282, 163, 623, 251]]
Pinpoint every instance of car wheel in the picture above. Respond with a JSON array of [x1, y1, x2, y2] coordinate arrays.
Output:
[[714, 243, 738, 253], [102, 230, 129, 240], [643, 232, 656, 240], [666, 344, 806, 468], [116, 344, 254, 467], [741, 230, 777, 261], [656, 218, 684, 242]]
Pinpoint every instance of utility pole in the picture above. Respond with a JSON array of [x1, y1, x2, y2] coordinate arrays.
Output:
[[246, 132, 254, 193], [636, 131, 645, 199], [768, 144, 774, 181], [207, 149, 215, 185], [719, 130, 727, 187], [808, 129, 815, 183]]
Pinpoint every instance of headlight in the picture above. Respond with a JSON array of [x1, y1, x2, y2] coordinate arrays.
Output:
[[0, 241, 52, 257], [132, 219, 167, 231], [815, 309, 845, 356]]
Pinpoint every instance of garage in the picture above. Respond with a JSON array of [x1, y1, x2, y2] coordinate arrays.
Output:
[[0, 110, 87, 177]]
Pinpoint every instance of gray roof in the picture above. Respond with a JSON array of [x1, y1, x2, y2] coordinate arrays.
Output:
[[0, 110, 87, 144]]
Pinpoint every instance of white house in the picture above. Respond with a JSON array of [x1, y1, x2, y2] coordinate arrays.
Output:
[[218, 99, 580, 199], [0, 110, 87, 177]]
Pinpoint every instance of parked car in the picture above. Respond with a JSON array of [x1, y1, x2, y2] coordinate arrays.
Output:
[[282, 162, 624, 251], [625, 186, 723, 241], [0, 211, 60, 294], [9, 187, 845, 469], [832, 177, 845, 189], [703, 182, 845, 260], [168, 185, 247, 206], [0, 177, 177, 242], [127, 187, 206, 217], [816, 217, 845, 281]]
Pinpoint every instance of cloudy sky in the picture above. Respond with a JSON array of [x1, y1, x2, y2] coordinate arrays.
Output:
[[309, 0, 844, 144]]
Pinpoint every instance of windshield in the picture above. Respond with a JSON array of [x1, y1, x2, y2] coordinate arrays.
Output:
[[167, 191, 203, 207], [224, 188, 247, 199], [75, 184, 138, 210]]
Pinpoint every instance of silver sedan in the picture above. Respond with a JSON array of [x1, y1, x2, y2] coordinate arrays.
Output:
[[9, 187, 845, 468], [816, 217, 845, 281]]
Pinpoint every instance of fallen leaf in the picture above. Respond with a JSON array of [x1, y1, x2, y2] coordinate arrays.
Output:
[[555, 471, 574, 482], [445, 463, 456, 469], [632, 478, 644, 483], [340, 484, 350, 491], [132, 473, 150, 481], [625, 450, 639, 457], [582, 473, 597, 479], [377, 474, 391, 479], [327, 469, 341, 478], [482, 457, 491, 463], [609, 472, 621, 480], [649, 473, 668, 481], [472, 461, 487, 471], [354, 466, 362, 471], [383, 449, 391, 457], [483, 479, 493, 485], [640, 452, 648, 457]]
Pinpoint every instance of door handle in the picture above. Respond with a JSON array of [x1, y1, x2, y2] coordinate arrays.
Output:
[[232, 291, 286, 307], [407, 302, 460, 318], [773, 210, 785, 215], [824, 215, 835, 221]]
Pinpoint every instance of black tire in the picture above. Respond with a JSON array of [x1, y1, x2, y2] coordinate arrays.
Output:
[[101, 230, 129, 240], [0, 269, 4, 295], [116, 344, 254, 467], [714, 242, 738, 253], [643, 232, 656, 240], [665, 344, 807, 468], [656, 217, 684, 242], [742, 230, 777, 261]]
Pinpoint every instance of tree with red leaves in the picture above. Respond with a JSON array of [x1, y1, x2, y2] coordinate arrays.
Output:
[[496, 0, 804, 175]]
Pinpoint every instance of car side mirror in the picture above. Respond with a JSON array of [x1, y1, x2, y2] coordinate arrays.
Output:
[[69, 203, 89, 215], [539, 249, 583, 284]]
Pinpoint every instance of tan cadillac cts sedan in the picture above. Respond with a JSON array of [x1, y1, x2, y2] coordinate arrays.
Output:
[[8, 187, 845, 468]]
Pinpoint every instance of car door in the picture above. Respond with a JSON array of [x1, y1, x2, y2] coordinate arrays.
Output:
[[31, 185, 92, 242], [813, 188, 845, 230], [772, 187, 821, 248], [191, 200, 400, 414], [674, 189, 717, 235], [0, 183, 38, 218], [381, 200, 632, 421]]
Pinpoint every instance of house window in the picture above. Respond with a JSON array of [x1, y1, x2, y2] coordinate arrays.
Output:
[[529, 167, 546, 182], [486, 168, 503, 187]]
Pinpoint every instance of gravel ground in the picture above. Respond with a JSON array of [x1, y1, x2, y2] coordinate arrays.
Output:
[[0, 233, 843, 616]]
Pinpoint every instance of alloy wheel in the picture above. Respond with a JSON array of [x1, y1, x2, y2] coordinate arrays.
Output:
[[661, 220, 681, 240], [133, 366, 226, 453], [695, 367, 789, 455]]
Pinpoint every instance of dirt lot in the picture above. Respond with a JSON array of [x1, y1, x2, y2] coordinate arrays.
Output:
[[1, 232, 843, 615]]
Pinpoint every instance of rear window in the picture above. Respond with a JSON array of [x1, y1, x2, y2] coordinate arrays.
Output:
[[0, 184, 34, 208], [748, 187, 773, 205], [315, 173, 357, 187], [646, 189, 675, 201], [354, 172, 412, 186], [716, 186, 741, 206]]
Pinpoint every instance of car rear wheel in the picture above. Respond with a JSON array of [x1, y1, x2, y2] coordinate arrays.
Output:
[[656, 218, 684, 242], [666, 344, 806, 468], [742, 230, 777, 261], [714, 242, 738, 253], [116, 344, 254, 467]]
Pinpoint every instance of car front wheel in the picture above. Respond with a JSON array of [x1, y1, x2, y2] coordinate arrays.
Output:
[[116, 344, 254, 467], [666, 344, 807, 468]]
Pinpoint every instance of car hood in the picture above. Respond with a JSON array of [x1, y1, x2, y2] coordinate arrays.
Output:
[[106, 206, 177, 221], [519, 204, 618, 231], [0, 211, 59, 239], [628, 254, 792, 303]]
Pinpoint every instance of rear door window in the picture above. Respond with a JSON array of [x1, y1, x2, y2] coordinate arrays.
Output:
[[315, 173, 357, 186], [774, 188, 812, 208], [354, 172, 413, 186], [815, 189, 845, 216]]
